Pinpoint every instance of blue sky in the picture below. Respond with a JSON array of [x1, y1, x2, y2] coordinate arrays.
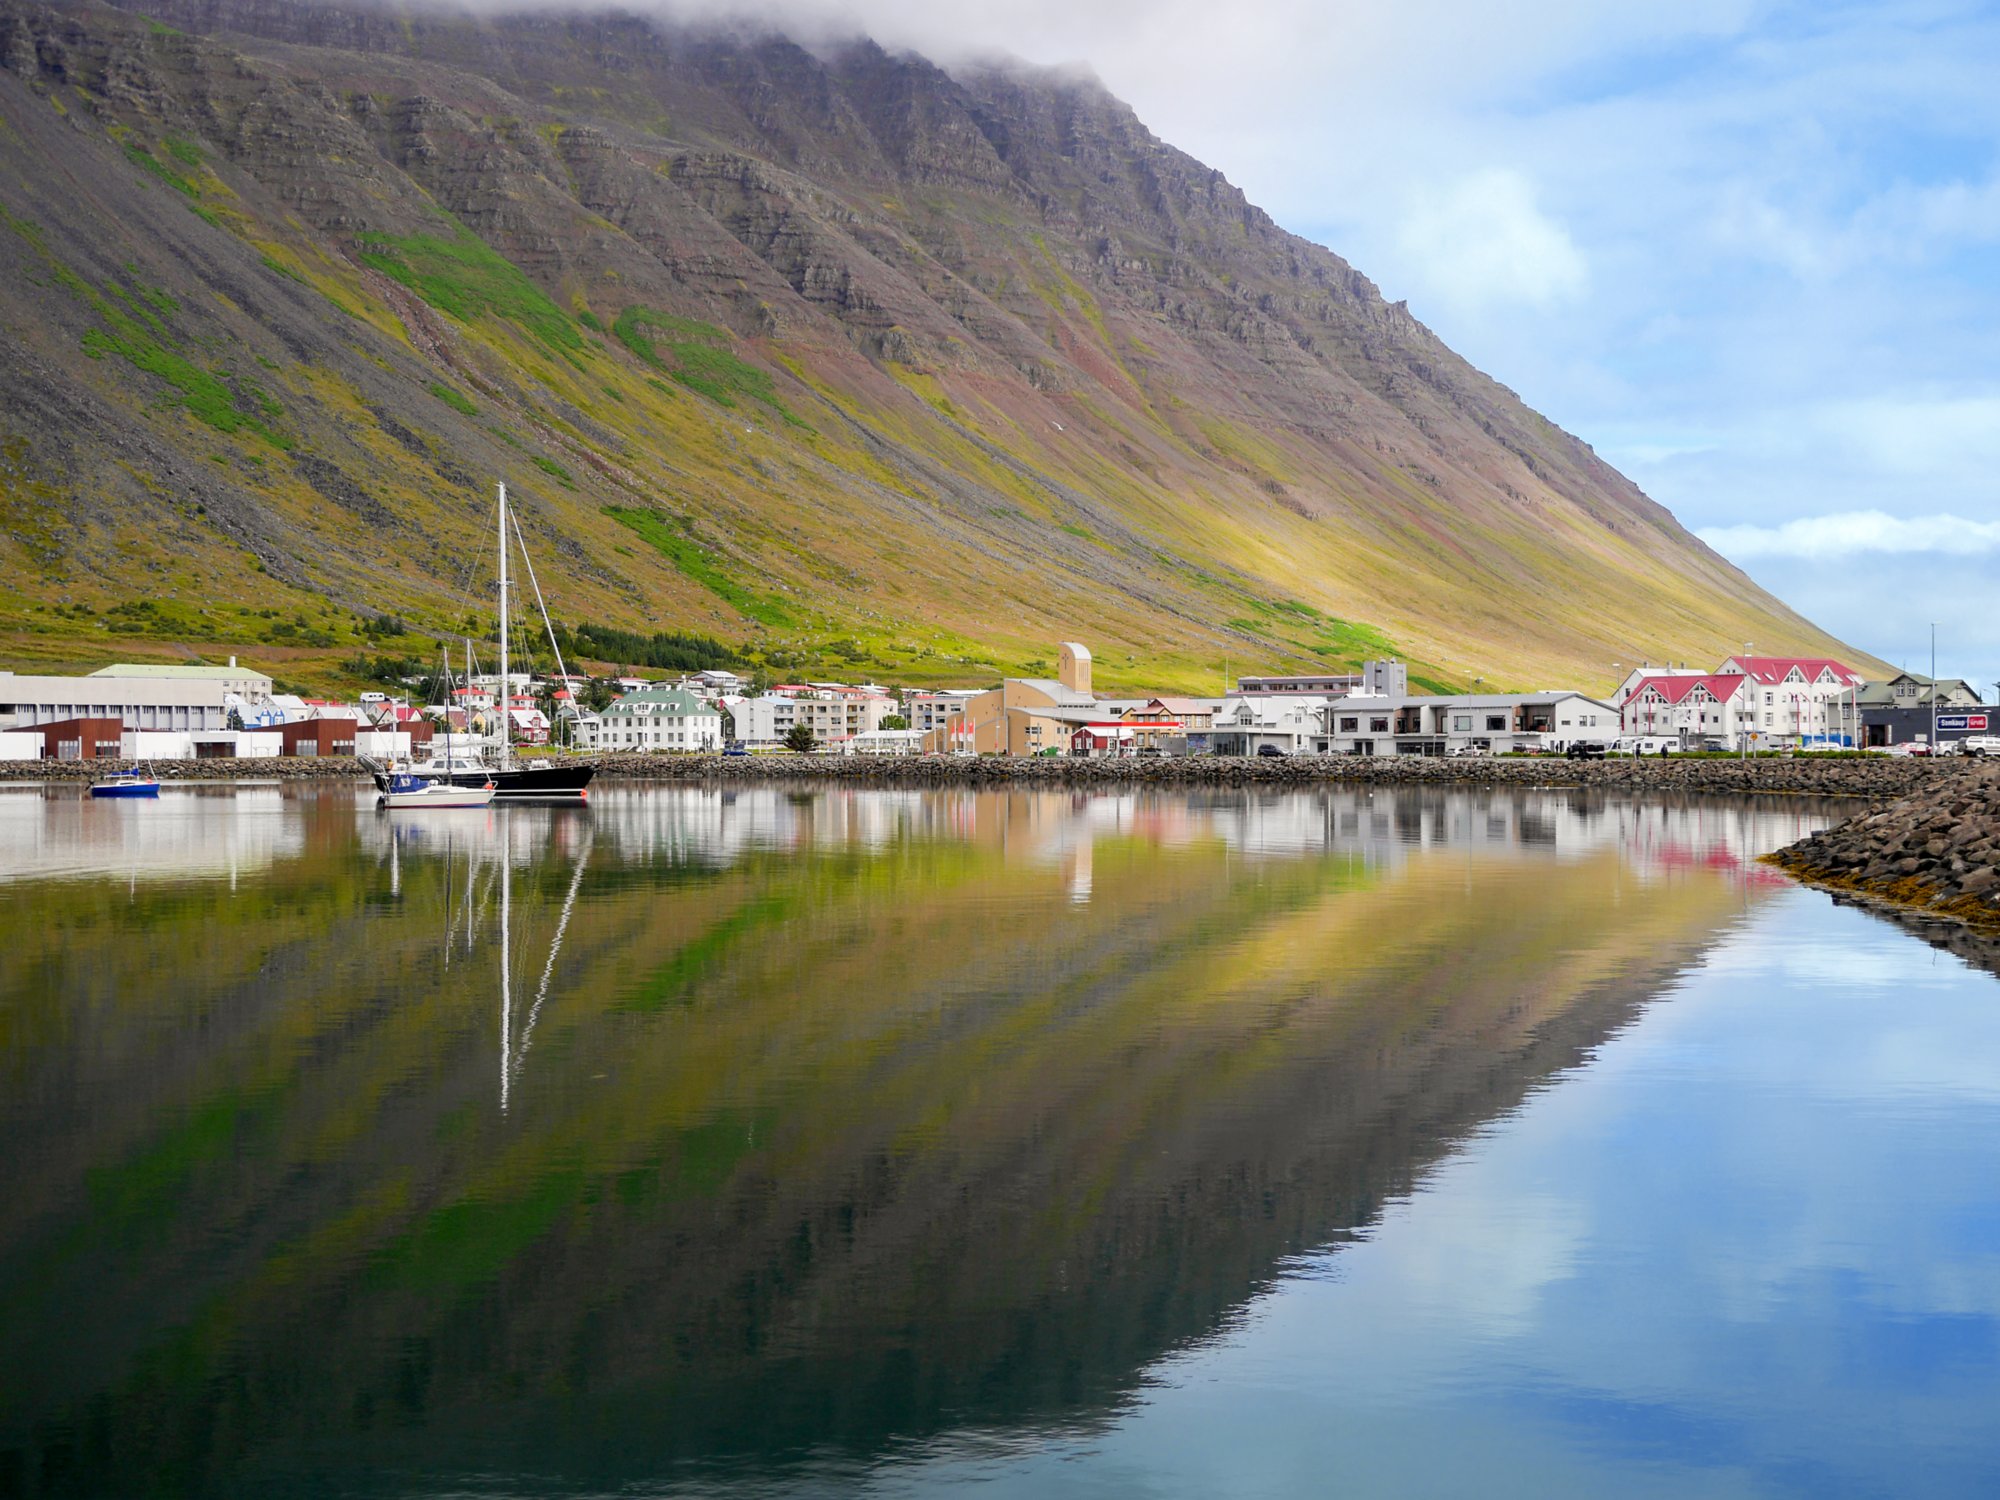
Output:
[[1142, 0, 2000, 683], [683, 0, 2000, 680]]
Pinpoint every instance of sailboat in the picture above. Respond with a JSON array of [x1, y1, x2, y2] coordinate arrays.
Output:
[[373, 483, 596, 801]]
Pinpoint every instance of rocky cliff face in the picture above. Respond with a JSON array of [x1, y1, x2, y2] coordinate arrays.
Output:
[[0, 0, 1868, 689]]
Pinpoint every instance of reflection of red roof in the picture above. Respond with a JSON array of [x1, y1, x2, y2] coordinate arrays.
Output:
[[1629, 673, 1746, 706], [1729, 656, 1861, 686]]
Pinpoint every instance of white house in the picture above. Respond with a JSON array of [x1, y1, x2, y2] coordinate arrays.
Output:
[[1716, 656, 1864, 746], [588, 685, 722, 752], [1620, 673, 1751, 748], [1204, 695, 1330, 755]]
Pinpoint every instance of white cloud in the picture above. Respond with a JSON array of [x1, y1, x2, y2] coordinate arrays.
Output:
[[1698, 511, 2000, 560], [1395, 169, 1589, 311]]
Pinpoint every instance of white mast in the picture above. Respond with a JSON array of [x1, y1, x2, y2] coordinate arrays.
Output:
[[498, 482, 511, 771]]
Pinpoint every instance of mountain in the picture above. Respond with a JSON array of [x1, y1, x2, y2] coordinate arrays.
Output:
[[0, 0, 1873, 692]]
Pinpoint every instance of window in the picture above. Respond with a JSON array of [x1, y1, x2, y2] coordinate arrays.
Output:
[[1340, 717, 1358, 733], [1452, 715, 1472, 732], [1371, 717, 1389, 733], [1486, 715, 1506, 731]]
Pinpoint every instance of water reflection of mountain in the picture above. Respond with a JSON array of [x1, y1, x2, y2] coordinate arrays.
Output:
[[0, 787, 1822, 1495]]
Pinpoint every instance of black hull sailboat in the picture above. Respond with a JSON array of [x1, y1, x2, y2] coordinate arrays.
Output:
[[369, 481, 598, 800], [445, 762, 595, 800], [480, 478, 595, 799]]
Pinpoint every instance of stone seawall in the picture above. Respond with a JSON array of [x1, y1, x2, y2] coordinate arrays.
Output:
[[0, 753, 1961, 800], [583, 752, 1955, 799], [1767, 762, 2000, 930]]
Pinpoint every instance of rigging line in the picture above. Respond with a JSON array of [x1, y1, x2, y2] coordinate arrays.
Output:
[[511, 832, 593, 1079], [510, 508, 576, 689]]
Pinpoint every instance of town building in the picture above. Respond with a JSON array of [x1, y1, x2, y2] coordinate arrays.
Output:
[[589, 685, 722, 752], [1715, 656, 1865, 747], [1319, 691, 1619, 756], [1851, 672, 1993, 749], [507, 707, 552, 745], [903, 689, 981, 740], [1207, 695, 1330, 755], [1143, 697, 1223, 735], [1608, 665, 1708, 708], [0, 662, 269, 733], [1619, 674, 1752, 748], [1855, 672, 1981, 713], [842, 728, 928, 755], [1237, 672, 1361, 697], [943, 643, 1097, 755], [279, 719, 357, 758], [726, 686, 897, 748], [92, 659, 273, 698], [1236, 660, 1406, 699], [22, 717, 126, 760]]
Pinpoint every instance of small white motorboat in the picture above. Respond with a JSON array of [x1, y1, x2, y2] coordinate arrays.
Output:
[[378, 771, 495, 810]]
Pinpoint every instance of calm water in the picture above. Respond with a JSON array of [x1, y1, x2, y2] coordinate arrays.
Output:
[[2, 781, 1997, 1498]]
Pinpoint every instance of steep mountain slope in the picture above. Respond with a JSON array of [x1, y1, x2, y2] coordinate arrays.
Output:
[[0, 0, 1872, 691]]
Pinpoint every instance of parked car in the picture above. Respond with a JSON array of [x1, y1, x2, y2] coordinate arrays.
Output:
[[1565, 741, 1607, 760], [1959, 735, 2000, 757], [1885, 742, 1933, 756], [1256, 744, 1287, 758]]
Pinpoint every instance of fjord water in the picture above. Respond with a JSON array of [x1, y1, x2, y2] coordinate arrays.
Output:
[[3, 783, 1998, 1498]]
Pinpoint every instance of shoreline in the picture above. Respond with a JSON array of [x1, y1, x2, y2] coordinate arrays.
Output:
[[1764, 762, 2000, 934], [1, 753, 1964, 799]]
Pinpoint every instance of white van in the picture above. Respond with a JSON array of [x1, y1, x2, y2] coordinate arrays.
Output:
[[1613, 736, 1677, 756]]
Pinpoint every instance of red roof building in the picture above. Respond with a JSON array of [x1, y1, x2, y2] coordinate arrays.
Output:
[[1622, 674, 1750, 746], [1717, 656, 1863, 688]]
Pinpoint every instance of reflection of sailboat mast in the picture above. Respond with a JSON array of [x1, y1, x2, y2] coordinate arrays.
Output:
[[510, 828, 592, 1081], [500, 840, 512, 1114], [441, 832, 453, 969]]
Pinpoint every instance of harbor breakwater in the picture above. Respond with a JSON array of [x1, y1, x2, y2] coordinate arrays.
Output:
[[3, 753, 1961, 799], [1767, 761, 2000, 931]]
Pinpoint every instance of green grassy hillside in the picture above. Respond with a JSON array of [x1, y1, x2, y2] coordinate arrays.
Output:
[[0, 0, 1881, 697]]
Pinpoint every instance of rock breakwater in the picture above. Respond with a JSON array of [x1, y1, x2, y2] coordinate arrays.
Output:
[[1767, 762, 2000, 929], [585, 752, 1953, 799]]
